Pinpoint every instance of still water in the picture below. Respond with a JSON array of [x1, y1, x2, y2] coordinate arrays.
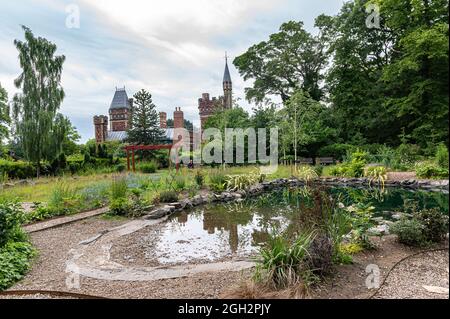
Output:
[[151, 187, 448, 264]]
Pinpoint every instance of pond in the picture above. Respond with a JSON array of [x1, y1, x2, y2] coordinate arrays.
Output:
[[149, 187, 448, 265]]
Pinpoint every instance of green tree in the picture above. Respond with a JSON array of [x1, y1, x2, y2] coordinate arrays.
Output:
[[0, 83, 10, 143], [61, 118, 81, 156], [376, 0, 449, 148], [282, 90, 336, 162], [127, 89, 164, 144], [12, 26, 67, 176], [234, 21, 328, 104]]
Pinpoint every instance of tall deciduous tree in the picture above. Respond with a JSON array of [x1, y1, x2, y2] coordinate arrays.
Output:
[[127, 89, 164, 144], [12, 26, 67, 176], [234, 21, 328, 104], [0, 83, 10, 143], [377, 0, 449, 148]]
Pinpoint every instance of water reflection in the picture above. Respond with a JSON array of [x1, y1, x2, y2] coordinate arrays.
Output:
[[150, 187, 448, 265]]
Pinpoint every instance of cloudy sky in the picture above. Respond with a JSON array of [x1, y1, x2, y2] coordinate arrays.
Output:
[[0, 0, 344, 142]]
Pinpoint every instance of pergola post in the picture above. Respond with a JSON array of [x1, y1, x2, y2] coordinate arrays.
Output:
[[132, 150, 136, 172], [126, 148, 130, 171]]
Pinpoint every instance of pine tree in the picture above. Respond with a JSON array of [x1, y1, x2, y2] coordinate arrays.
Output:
[[127, 89, 164, 145], [12, 26, 68, 176]]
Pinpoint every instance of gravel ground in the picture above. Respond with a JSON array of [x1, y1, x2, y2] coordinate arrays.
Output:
[[10, 216, 250, 299], [373, 250, 449, 299], [7, 215, 448, 299]]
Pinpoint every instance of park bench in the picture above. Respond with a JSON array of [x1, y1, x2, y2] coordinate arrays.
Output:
[[316, 157, 335, 166], [297, 158, 314, 165]]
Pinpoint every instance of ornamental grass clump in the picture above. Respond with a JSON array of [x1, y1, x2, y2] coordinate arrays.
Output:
[[254, 231, 317, 289]]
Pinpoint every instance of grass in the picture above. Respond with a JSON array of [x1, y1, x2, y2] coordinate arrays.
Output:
[[0, 165, 317, 205]]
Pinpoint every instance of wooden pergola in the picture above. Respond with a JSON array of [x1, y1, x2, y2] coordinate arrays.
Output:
[[124, 144, 178, 172]]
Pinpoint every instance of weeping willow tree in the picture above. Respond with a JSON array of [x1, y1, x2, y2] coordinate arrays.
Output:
[[12, 26, 68, 177]]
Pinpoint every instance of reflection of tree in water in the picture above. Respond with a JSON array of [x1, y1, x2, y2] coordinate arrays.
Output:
[[177, 212, 189, 225], [202, 203, 254, 253]]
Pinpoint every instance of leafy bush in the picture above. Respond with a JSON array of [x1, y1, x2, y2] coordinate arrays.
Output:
[[0, 241, 35, 291], [313, 165, 324, 177], [338, 242, 364, 255], [318, 144, 356, 161], [208, 170, 227, 192], [415, 162, 449, 179], [0, 201, 24, 247], [330, 150, 368, 178], [174, 175, 187, 191], [194, 170, 205, 187], [138, 161, 158, 174], [116, 164, 126, 173], [0, 160, 35, 180], [435, 144, 449, 169], [391, 208, 448, 246], [391, 219, 427, 246], [254, 231, 316, 289], [307, 235, 333, 275], [159, 190, 179, 203], [47, 182, 77, 215], [414, 208, 449, 243]]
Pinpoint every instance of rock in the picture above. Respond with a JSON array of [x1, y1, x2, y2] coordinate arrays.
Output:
[[422, 285, 449, 295], [368, 224, 390, 236], [144, 206, 172, 220], [391, 213, 403, 220]]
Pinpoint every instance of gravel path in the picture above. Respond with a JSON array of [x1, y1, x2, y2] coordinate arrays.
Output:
[[373, 250, 449, 299]]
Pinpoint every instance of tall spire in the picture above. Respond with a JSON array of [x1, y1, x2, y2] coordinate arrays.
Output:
[[223, 52, 232, 83], [223, 52, 233, 109]]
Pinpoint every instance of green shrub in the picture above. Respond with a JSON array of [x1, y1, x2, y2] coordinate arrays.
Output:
[[159, 190, 179, 203], [110, 177, 128, 200], [0, 240, 35, 291], [208, 170, 227, 192], [318, 144, 356, 161], [174, 175, 187, 191], [391, 219, 427, 246], [116, 164, 126, 173], [313, 165, 324, 177], [414, 208, 449, 243], [0, 201, 24, 247], [138, 161, 157, 174], [194, 170, 205, 187], [0, 160, 35, 180], [435, 144, 449, 169], [330, 150, 368, 178], [109, 197, 130, 216], [415, 162, 449, 179], [48, 182, 77, 215]]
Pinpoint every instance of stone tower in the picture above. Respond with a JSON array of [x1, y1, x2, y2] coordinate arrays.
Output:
[[223, 54, 233, 109], [94, 115, 108, 143], [174, 107, 184, 129], [109, 87, 132, 132], [159, 112, 167, 129]]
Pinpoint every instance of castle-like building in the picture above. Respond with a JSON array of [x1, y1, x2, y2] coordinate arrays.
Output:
[[94, 58, 232, 144]]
